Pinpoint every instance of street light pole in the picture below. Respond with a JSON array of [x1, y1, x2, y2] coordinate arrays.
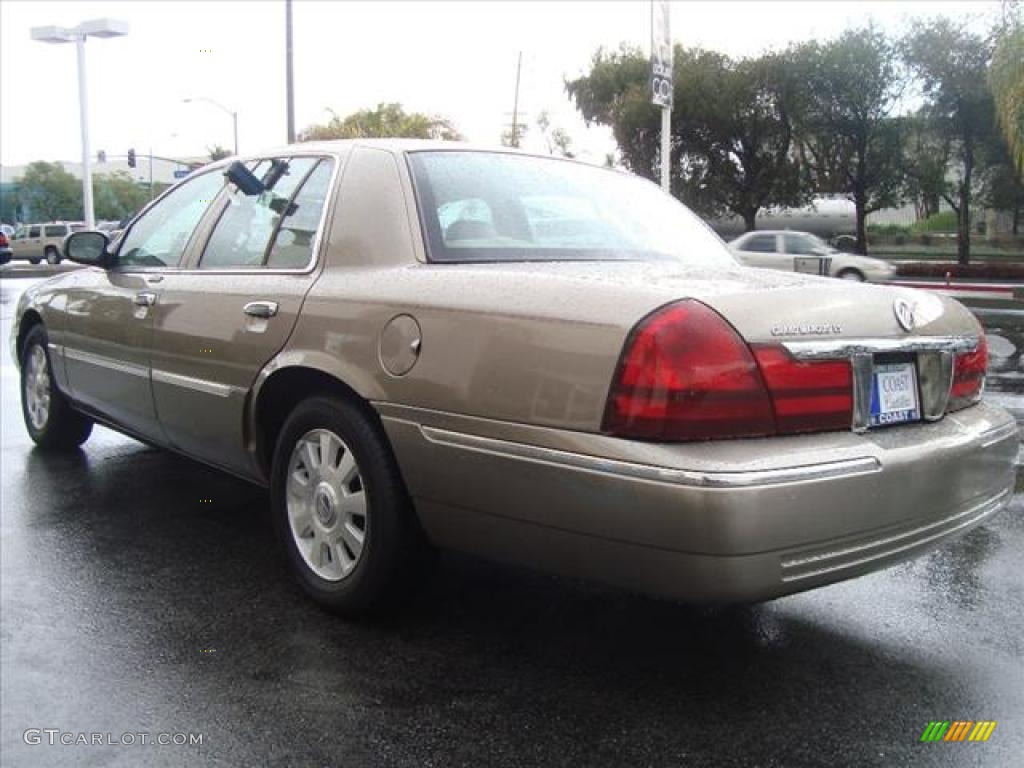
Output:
[[286, 0, 295, 143], [74, 34, 94, 228], [31, 18, 129, 229]]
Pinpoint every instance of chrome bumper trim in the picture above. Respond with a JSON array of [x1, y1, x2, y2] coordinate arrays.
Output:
[[419, 425, 881, 489], [783, 335, 979, 360], [978, 420, 1019, 448], [781, 486, 1012, 582]]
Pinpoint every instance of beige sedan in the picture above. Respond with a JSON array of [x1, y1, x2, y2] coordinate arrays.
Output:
[[12, 141, 1016, 615]]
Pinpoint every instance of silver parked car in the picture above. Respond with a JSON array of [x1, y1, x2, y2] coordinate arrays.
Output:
[[730, 229, 896, 282], [11, 141, 1016, 615]]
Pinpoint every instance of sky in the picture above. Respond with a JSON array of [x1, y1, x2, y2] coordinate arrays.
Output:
[[0, 0, 1003, 170]]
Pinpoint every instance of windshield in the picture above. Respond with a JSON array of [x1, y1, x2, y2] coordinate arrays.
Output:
[[408, 151, 735, 265]]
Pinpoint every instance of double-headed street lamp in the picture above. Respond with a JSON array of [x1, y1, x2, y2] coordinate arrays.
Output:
[[30, 18, 129, 229], [183, 97, 239, 156]]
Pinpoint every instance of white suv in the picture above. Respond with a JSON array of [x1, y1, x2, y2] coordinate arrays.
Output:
[[9, 222, 86, 264]]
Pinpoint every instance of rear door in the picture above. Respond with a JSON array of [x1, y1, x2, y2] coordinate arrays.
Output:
[[148, 154, 339, 477]]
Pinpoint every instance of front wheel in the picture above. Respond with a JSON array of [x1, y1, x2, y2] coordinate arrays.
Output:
[[838, 269, 865, 282], [45, 247, 61, 265], [20, 325, 93, 450], [270, 396, 426, 615]]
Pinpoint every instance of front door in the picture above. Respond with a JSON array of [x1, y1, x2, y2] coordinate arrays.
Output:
[[148, 155, 337, 476], [62, 170, 227, 442]]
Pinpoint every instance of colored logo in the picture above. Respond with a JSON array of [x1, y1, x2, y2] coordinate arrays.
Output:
[[920, 721, 996, 742]]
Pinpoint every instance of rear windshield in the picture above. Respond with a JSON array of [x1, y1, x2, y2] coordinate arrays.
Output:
[[407, 151, 734, 265]]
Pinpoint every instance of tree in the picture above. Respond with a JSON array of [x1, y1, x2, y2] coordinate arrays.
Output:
[[17, 162, 81, 221], [903, 19, 997, 263], [535, 111, 574, 157], [785, 28, 906, 254], [565, 45, 659, 180], [567, 45, 804, 228], [93, 172, 151, 221], [672, 50, 805, 229], [989, 22, 1023, 172], [299, 102, 463, 142]]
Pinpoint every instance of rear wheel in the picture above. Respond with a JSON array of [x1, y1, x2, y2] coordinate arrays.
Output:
[[838, 268, 865, 282], [20, 325, 93, 450], [44, 246, 61, 265], [270, 396, 425, 615]]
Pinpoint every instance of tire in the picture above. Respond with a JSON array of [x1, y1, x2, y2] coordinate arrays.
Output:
[[20, 325, 93, 450], [838, 269, 865, 282], [44, 246, 61, 265], [270, 396, 425, 615], [28, 258, 41, 265]]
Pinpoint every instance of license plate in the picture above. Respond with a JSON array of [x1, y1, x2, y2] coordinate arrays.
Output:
[[869, 362, 921, 427]]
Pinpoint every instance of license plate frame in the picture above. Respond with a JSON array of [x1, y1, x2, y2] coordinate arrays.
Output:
[[869, 356, 921, 428]]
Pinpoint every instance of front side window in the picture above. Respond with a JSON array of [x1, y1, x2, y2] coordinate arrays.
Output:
[[28, 226, 40, 238], [117, 171, 225, 268], [408, 151, 734, 265], [784, 233, 818, 255]]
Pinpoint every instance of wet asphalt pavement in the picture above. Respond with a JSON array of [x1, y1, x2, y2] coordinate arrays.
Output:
[[1, 276, 1023, 767]]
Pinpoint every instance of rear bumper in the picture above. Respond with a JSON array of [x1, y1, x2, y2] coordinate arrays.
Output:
[[379, 401, 1018, 602]]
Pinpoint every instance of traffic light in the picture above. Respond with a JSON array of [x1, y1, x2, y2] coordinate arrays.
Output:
[[127, 148, 136, 168], [97, 149, 106, 163]]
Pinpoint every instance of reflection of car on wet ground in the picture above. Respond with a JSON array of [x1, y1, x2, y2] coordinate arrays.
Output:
[[10, 140, 1018, 618], [729, 229, 896, 282], [9, 221, 87, 264]]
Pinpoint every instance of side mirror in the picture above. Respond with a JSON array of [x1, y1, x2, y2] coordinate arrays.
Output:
[[64, 230, 110, 267]]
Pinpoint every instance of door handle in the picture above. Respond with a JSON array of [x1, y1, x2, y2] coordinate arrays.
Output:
[[133, 291, 157, 307], [244, 301, 279, 319]]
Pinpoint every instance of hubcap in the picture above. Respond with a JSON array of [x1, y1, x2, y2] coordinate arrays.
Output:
[[24, 345, 51, 431], [286, 428, 368, 581]]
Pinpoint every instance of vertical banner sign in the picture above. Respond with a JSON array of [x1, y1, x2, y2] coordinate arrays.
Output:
[[651, 0, 673, 107], [651, 1, 672, 191]]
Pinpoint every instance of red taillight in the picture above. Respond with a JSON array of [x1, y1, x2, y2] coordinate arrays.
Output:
[[0, 233, 9, 247], [949, 336, 987, 411], [752, 346, 853, 434], [602, 301, 776, 440]]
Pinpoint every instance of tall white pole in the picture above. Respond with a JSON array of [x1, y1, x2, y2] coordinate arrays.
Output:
[[661, 106, 670, 192], [75, 33, 95, 228]]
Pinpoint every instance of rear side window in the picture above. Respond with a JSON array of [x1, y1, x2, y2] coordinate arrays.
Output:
[[742, 234, 777, 253], [266, 160, 334, 268], [28, 226, 41, 238], [43, 225, 67, 237], [201, 156, 333, 269]]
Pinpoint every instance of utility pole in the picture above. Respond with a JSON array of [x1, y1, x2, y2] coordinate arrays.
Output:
[[511, 51, 522, 148], [286, 0, 295, 143]]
